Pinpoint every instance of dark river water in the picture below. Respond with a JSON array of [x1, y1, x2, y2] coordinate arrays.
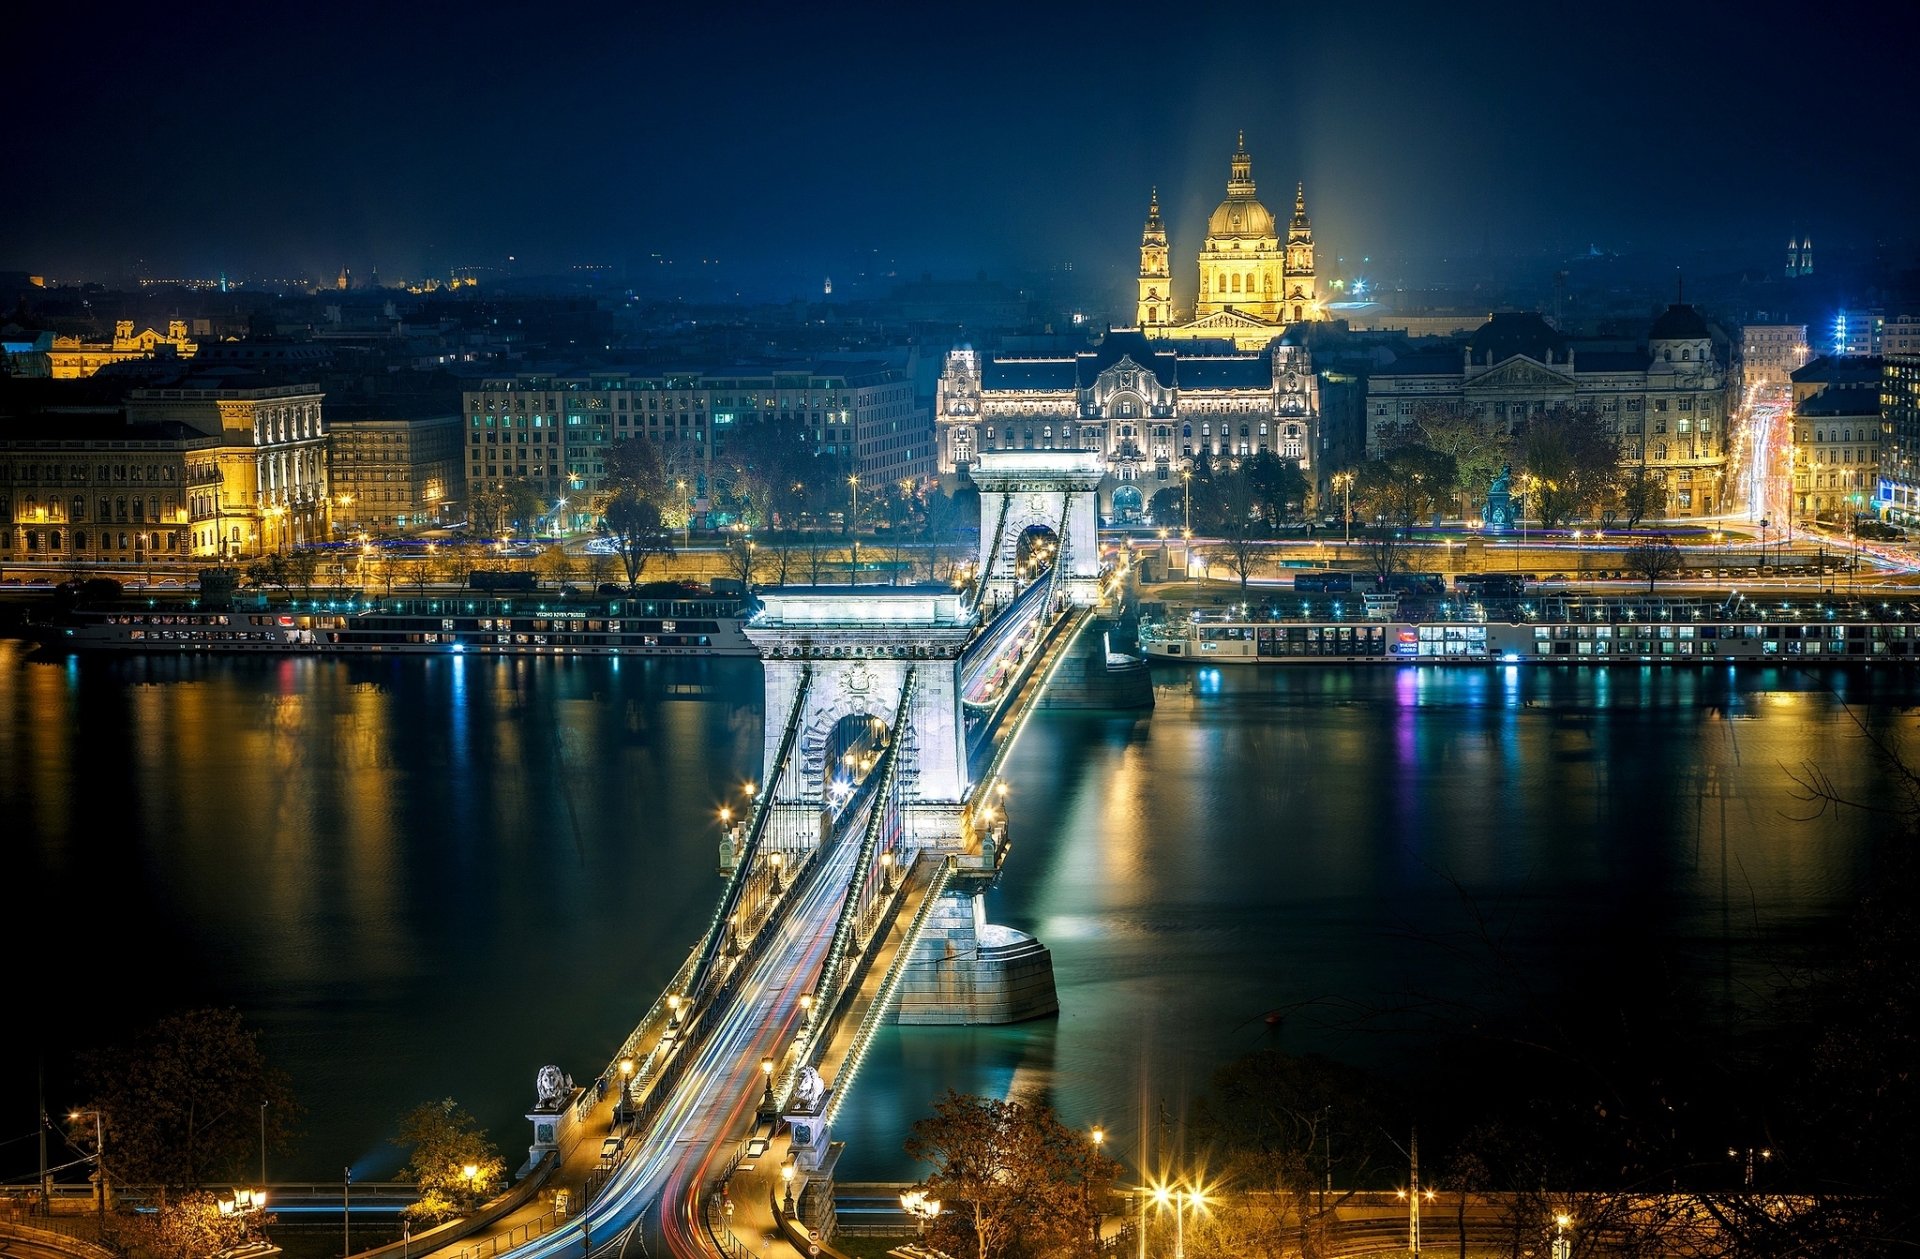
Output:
[[5, 640, 1912, 1185]]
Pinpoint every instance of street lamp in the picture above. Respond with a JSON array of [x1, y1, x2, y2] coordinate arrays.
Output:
[[760, 1055, 776, 1111], [1181, 467, 1192, 536], [1552, 1211, 1572, 1259], [900, 1189, 941, 1241], [1729, 1145, 1772, 1186], [781, 1163, 796, 1214], [847, 473, 861, 585], [68, 1109, 105, 1224], [1152, 1183, 1204, 1259], [1332, 471, 1354, 545], [1088, 1127, 1106, 1246]]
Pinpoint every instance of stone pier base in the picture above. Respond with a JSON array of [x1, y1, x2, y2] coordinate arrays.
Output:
[[895, 890, 1058, 1025]]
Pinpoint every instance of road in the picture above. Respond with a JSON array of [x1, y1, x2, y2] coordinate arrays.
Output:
[[510, 807, 866, 1259]]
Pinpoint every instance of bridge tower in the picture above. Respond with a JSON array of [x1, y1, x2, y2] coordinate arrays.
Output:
[[970, 451, 1106, 609], [745, 588, 978, 851], [742, 586, 1058, 1026]]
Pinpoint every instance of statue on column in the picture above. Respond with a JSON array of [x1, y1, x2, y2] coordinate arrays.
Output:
[[1484, 463, 1516, 532]]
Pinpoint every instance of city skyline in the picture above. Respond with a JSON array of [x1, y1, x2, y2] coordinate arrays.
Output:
[[7, 1, 1917, 295]]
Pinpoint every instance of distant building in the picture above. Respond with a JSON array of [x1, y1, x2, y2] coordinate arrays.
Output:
[[1739, 323, 1808, 395], [1, 328, 54, 377], [461, 361, 928, 531], [47, 320, 198, 379], [1784, 233, 1813, 278], [1830, 308, 1883, 357], [126, 380, 330, 555], [1791, 387, 1879, 524], [1880, 314, 1920, 358], [1789, 354, 1882, 412], [935, 328, 1346, 519], [326, 404, 463, 533], [1876, 352, 1920, 525], [1364, 306, 1734, 520], [0, 411, 217, 565], [1134, 134, 1325, 349], [0, 369, 327, 563]]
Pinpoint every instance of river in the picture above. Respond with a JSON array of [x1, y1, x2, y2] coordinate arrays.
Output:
[[4, 641, 1910, 1185]]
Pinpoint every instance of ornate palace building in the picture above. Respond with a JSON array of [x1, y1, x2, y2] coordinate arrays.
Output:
[[935, 330, 1330, 521], [1137, 134, 1325, 350]]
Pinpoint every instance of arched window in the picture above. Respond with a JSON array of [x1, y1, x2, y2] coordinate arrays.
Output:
[[50, 530, 62, 551], [1244, 273, 1254, 293], [1664, 349, 1672, 361], [74, 530, 88, 551], [1231, 274, 1242, 293], [1150, 306, 1160, 323], [71, 495, 84, 521], [1217, 274, 1228, 293], [1682, 348, 1692, 361], [1293, 305, 1302, 321], [1655, 443, 1669, 460]]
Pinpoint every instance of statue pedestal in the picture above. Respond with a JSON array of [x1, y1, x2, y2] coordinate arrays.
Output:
[[519, 1089, 583, 1180]]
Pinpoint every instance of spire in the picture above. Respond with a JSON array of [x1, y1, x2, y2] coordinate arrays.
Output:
[[1290, 182, 1312, 233], [1147, 186, 1162, 228], [1228, 133, 1254, 198]]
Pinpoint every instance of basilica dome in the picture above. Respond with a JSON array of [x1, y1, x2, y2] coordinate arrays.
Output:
[[1206, 196, 1276, 241]]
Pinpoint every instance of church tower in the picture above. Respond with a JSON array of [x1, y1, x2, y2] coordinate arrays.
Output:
[[1196, 132, 1283, 322], [1136, 188, 1170, 331], [1282, 183, 1321, 323]]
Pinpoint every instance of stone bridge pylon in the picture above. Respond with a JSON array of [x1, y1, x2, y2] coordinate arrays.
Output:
[[969, 450, 1105, 608], [742, 587, 1058, 1026]]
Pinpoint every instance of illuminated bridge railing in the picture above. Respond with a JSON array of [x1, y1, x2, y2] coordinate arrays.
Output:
[[688, 665, 814, 1004]]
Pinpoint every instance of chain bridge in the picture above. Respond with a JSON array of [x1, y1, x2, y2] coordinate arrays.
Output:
[[451, 453, 1142, 1259]]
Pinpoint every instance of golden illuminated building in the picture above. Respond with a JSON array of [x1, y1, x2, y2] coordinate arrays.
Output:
[[1137, 133, 1324, 350], [47, 320, 198, 379]]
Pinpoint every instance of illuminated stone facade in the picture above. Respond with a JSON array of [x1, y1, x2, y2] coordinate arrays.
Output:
[[0, 418, 216, 565], [48, 320, 198, 379], [936, 330, 1325, 519], [1366, 307, 1734, 520], [127, 383, 330, 556], [1740, 324, 1808, 395], [327, 411, 463, 532], [1135, 135, 1322, 350]]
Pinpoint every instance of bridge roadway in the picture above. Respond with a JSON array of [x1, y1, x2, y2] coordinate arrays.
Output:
[[428, 579, 1102, 1259]]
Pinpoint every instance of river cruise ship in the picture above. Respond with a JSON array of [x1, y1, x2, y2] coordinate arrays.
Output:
[[1139, 593, 1920, 665], [33, 592, 758, 657]]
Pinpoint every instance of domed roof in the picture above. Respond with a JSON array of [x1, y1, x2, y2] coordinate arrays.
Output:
[[1206, 197, 1276, 240], [1649, 303, 1709, 340]]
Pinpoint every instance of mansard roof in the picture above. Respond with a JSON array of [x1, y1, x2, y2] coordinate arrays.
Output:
[[981, 357, 1078, 391], [1792, 354, 1882, 385], [1798, 388, 1879, 418], [1467, 312, 1566, 363], [1178, 356, 1272, 389]]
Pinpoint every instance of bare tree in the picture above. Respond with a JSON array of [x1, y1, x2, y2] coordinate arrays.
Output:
[[1622, 533, 1685, 591]]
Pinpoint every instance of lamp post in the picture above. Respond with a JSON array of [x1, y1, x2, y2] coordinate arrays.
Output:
[[1088, 1127, 1105, 1246], [1332, 471, 1353, 546], [1551, 1211, 1572, 1259], [69, 1110, 105, 1225], [782, 1163, 796, 1215], [1152, 1184, 1203, 1259], [1729, 1145, 1772, 1187], [760, 1055, 776, 1112], [1181, 467, 1192, 537], [847, 473, 860, 585], [900, 1189, 942, 1242]]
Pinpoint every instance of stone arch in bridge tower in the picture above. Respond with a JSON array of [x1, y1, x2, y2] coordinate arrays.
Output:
[[744, 589, 979, 851], [969, 450, 1106, 609]]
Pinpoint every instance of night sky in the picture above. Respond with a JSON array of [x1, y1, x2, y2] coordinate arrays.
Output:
[[8, 1, 1914, 294]]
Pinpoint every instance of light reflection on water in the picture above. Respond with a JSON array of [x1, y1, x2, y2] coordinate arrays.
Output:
[[3, 642, 1911, 1183]]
